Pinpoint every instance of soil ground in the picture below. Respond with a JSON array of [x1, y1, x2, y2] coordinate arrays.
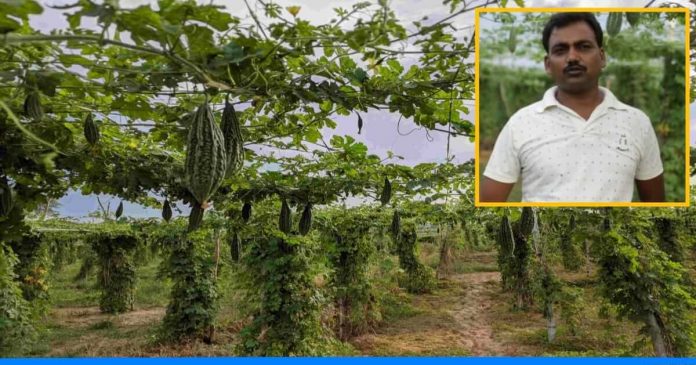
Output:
[[351, 271, 526, 356]]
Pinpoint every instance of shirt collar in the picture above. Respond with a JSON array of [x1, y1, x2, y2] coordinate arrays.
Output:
[[534, 86, 629, 113]]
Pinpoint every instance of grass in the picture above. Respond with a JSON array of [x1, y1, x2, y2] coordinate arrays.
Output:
[[369, 254, 422, 322], [523, 328, 642, 357], [25, 255, 174, 356], [49, 261, 99, 308], [379, 290, 422, 322], [25, 322, 87, 356], [485, 268, 653, 357], [420, 242, 499, 275], [88, 320, 115, 331], [132, 258, 171, 308], [214, 263, 247, 326], [452, 251, 499, 273], [49, 256, 171, 309]]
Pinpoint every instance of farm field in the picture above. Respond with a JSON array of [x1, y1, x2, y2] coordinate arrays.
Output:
[[12, 232, 696, 357], [17, 247, 676, 357]]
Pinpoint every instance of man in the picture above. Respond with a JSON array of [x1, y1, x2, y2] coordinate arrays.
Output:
[[481, 12, 665, 202]]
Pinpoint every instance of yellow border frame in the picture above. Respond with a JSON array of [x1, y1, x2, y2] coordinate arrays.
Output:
[[474, 7, 691, 208]]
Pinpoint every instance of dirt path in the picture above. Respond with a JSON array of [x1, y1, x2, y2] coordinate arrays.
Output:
[[448, 271, 505, 355], [352, 269, 510, 356]]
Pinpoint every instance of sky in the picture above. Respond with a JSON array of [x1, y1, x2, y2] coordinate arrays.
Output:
[[25, 0, 695, 219]]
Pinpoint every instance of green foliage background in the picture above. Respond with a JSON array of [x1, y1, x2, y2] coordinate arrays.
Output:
[[479, 12, 687, 202]]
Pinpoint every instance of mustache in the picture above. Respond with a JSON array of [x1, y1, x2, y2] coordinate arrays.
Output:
[[564, 64, 586, 73]]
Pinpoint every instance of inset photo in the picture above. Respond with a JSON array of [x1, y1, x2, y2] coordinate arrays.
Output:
[[474, 8, 690, 206]]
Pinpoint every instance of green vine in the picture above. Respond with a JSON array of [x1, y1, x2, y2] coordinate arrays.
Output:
[[559, 214, 583, 271], [654, 217, 683, 263], [159, 227, 218, 343], [596, 210, 696, 356], [47, 235, 81, 273], [321, 208, 380, 340], [8, 232, 50, 308], [237, 233, 329, 355], [392, 221, 435, 294], [496, 215, 514, 291], [0, 243, 36, 356], [510, 218, 533, 309], [91, 232, 138, 314]]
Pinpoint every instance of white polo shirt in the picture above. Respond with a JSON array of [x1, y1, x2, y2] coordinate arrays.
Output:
[[484, 86, 663, 202]]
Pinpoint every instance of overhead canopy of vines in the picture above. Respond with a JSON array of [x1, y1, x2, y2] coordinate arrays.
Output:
[[0, 0, 480, 225]]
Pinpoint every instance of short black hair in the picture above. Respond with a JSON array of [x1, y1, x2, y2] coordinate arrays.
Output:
[[542, 12, 603, 53]]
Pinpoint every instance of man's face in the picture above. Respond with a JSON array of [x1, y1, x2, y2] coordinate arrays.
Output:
[[544, 21, 606, 94]]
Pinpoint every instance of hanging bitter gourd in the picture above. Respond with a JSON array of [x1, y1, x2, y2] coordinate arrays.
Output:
[[507, 27, 517, 53], [83, 113, 100, 145], [519, 207, 534, 237], [23, 92, 43, 121], [184, 100, 228, 206], [625, 12, 640, 27], [230, 232, 241, 262], [162, 199, 172, 222], [279, 199, 292, 233], [299, 203, 312, 236], [390, 209, 401, 238], [115, 201, 123, 219], [220, 99, 244, 178], [602, 216, 611, 232], [496, 215, 514, 289], [497, 215, 513, 254], [606, 12, 622, 37], [0, 180, 14, 217], [380, 178, 392, 206], [188, 201, 205, 232], [241, 202, 252, 222]]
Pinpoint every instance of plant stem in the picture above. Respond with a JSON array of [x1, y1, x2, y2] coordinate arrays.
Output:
[[2, 34, 235, 91]]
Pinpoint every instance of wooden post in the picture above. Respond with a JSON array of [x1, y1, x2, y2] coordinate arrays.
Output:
[[646, 312, 669, 357]]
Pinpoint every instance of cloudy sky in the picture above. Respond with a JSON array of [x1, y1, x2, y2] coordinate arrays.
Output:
[[27, 0, 694, 218]]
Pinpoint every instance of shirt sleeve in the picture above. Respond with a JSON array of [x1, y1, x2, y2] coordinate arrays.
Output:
[[483, 121, 520, 184], [635, 118, 663, 181]]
